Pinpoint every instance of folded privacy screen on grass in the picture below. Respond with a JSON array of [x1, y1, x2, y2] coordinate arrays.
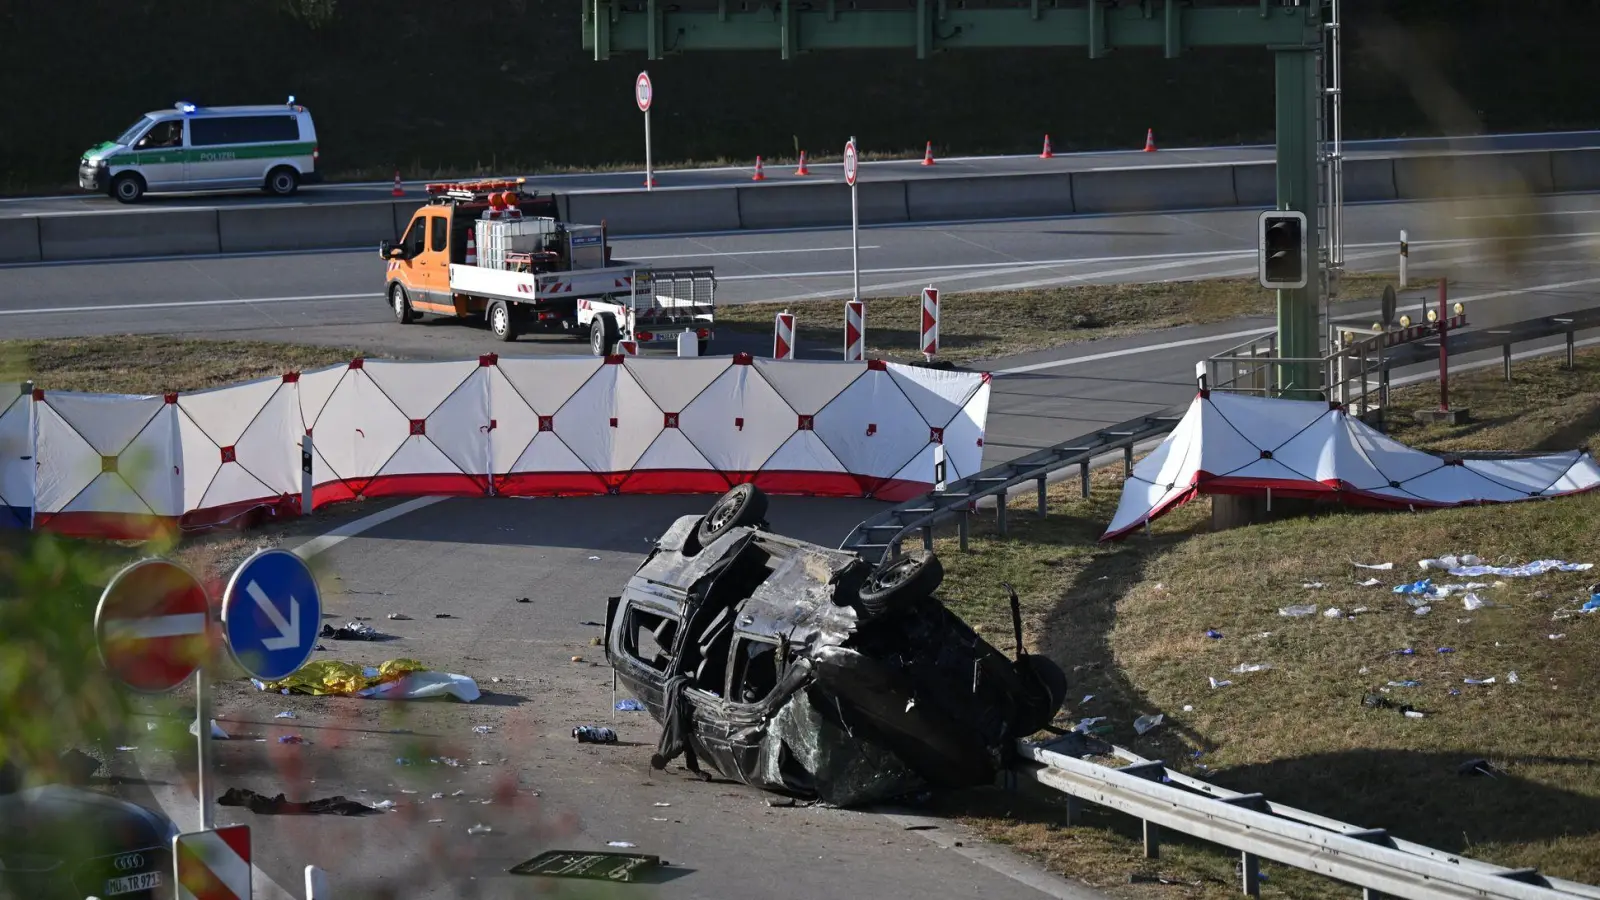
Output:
[[0, 355, 991, 539], [1103, 391, 1600, 541]]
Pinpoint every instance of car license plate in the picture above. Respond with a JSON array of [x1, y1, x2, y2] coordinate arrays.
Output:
[[104, 871, 162, 895]]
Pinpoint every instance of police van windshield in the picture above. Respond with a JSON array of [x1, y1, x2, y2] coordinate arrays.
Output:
[[115, 116, 155, 146]]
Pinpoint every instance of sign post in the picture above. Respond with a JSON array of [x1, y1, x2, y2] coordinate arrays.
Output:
[[636, 71, 655, 190], [844, 138, 859, 304], [300, 433, 313, 516]]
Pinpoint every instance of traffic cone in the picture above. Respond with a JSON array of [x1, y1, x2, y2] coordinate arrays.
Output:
[[464, 227, 477, 265], [391, 170, 404, 197], [1143, 129, 1157, 152], [752, 156, 766, 181], [795, 151, 810, 176], [1040, 134, 1054, 159], [921, 141, 936, 166]]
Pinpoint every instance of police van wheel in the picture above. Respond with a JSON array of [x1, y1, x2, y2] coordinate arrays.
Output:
[[110, 173, 145, 204], [265, 167, 300, 197], [390, 284, 414, 324], [490, 302, 519, 342]]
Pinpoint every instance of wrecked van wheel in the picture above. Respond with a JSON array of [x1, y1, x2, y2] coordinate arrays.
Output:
[[1015, 654, 1069, 736], [857, 550, 943, 620], [697, 484, 769, 546]]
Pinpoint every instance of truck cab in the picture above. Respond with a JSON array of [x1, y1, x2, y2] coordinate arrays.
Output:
[[382, 180, 567, 322], [381, 179, 716, 354]]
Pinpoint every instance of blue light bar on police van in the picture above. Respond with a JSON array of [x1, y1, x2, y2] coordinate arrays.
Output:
[[175, 101, 197, 113], [287, 95, 296, 105]]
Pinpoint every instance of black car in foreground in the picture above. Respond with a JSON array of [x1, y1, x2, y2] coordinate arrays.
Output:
[[605, 485, 1068, 807], [0, 760, 177, 900]]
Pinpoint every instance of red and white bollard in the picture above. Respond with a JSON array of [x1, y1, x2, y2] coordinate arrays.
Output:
[[920, 286, 939, 362], [844, 300, 865, 362], [773, 310, 796, 360]]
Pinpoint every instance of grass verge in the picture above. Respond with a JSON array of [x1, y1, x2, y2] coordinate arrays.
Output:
[[1, 336, 367, 394], [934, 348, 1600, 896], [716, 274, 1431, 366]]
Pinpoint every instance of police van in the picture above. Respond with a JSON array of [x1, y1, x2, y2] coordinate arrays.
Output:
[[78, 98, 320, 203]]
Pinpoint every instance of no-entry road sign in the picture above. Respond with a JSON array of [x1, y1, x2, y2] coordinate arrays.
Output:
[[635, 71, 653, 113], [221, 548, 321, 681], [174, 825, 251, 900], [94, 558, 210, 694], [843, 139, 858, 186]]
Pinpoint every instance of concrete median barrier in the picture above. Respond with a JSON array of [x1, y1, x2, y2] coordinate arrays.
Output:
[[18, 146, 1598, 263], [1344, 157, 1399, 203], [37, 209, 219, 261], [1394, 150, 1555, 200], [0, 218, 41, 263], [1551, 148, 1600, 192], [218, 201, 396, 253], [736, 181, 908, 230], [1230, 162, 1275, 209], [567, 187, 741, 235], [905, 172, 1074, 221], [1072, 163, 1237, 214]]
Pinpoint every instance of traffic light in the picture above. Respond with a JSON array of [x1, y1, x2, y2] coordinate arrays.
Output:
[[1257, 210, 1308, 289]]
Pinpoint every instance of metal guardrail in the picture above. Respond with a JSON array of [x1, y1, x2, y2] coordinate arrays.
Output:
[[837, 411, 1185, 564], [1017, 733, 1600, 900]]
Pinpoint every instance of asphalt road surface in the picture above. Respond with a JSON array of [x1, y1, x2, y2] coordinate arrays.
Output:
[[5, 190, 1600, 466], [28, 187, 1600, 900], [107, 495, 1094, 900], [4, 130, 1595, 217]]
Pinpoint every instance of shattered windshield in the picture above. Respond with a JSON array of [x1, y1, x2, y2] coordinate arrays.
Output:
[[113, 116, 154, 146]]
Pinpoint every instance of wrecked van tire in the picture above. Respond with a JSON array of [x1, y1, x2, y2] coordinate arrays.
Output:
[[697, 484, 769, 547], [1015, 654, 1069, 736], [856, 550, 943, 620]]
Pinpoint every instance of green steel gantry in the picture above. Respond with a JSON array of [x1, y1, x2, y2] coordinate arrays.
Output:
[[583, 0, 1336, 395]]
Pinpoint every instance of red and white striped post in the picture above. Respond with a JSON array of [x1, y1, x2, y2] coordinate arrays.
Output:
[[774, 310, 796, 360], [844, 300, 865, 362], [920, 286, 940, 362]]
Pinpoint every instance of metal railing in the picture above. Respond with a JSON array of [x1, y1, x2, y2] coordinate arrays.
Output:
[[837, 412, 1184, 564], [1017, 732, 1600, 900]]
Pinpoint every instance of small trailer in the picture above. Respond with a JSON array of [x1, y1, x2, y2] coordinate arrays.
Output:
[[381, 179, 716, 355]]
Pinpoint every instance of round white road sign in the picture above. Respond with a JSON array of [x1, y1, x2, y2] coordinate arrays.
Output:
[[636, 71, 653, 113], [844, 140, 858, 186]]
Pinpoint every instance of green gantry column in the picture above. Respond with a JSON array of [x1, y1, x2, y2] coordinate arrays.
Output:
[[1274, 47, 1322, 399]]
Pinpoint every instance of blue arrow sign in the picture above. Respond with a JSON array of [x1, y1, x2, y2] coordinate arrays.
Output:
[[221, 548, 321, 681]]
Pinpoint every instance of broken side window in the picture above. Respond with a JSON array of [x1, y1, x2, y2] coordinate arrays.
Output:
[[621, 606, 679, 673], [728, 636, 781, 704]]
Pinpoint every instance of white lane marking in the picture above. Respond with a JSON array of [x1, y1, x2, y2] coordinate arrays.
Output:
[[293, 495, 448, 559], [717, 248, 1255, 283], [1455, 208, 1600, 220], [0, 292, 377, 317], [992, 274, 1600, 377], [102, 613, 207, 640], [881, 811, 1109, 900], [627, 245, 880, 260], [785, 252, 1255, 300]]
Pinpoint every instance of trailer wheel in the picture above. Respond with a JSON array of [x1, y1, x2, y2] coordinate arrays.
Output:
[[390, 284, 414, 324], [698, 337, 711, 357], [589, 313, 619, 357], [489, 301, 519, 342]]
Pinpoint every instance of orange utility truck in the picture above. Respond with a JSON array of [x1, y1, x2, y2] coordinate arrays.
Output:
[[381, 180, 716, 355]]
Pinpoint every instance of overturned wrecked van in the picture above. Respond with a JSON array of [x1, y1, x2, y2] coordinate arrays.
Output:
[[604, 484, 1068, 807]]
